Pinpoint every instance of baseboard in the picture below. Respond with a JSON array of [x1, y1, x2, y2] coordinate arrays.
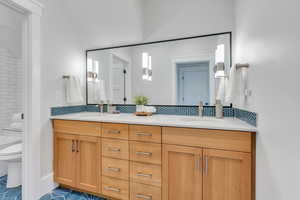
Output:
[[40, 173, 58, 198]]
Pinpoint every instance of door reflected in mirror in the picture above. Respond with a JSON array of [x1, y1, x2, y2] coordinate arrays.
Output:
[[87, 33, 231, 106]]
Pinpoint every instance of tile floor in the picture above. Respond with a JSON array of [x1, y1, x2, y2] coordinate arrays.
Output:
[[0, 176, 22, 200], [40, 187, 106, 200]]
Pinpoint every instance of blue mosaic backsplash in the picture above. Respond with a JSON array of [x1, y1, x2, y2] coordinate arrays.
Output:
[[234, 108, 257, 127], [51, 105, 256, 127]]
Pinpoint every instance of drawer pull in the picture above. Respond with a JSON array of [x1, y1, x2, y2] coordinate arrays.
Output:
[[136, 151, 152, 157], [107, 167, 121, 172], [108, 130, 121, 134], [136, 132, 152, 137], [71, 140, 75, 152], [137, 172, 152, 178], [104, 186, 121, 193], [108, 147, 121, 152], [136, 194, 152, 200]]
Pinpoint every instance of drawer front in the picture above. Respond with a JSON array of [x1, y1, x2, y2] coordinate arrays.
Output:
[[102, 157, 129, 180], [162, 127, 252, 153], [102, 138, 129, 160], [102, 123, 129, 140], [130, 162, 161, 187], [130, 142, 162, 165], [129, 125, 162, 143], [53, 120, 101, 137], [130, 182, 161, 200], [102, 176, 129, 200]]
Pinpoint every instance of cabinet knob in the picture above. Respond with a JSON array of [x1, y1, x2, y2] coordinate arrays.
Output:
[[108, 147, 121, 152], [136, 151, 152, 157], [136, 194, 152, 200], [204, 156, 209, 176], [71, 140, 75, 152], [104, 186, 121, 193], [107, 167, 121, 172], [137, 172, 152, 178], [136, 132, 152, 137], [108, 130, 121, 134]]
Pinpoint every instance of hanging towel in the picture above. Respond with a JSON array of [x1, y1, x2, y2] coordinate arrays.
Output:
[[225, 65, 237, 104], [9, 122, 24, 131], [94, 79, 107, 103], [66, 76, 84, 104], [216, 77, 226, 103]]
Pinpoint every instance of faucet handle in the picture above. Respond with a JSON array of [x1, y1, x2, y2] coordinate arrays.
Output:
[[199, 101, 204, 107]]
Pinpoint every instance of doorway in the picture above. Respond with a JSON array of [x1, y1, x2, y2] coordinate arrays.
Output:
[[177, 62, 210, 105]]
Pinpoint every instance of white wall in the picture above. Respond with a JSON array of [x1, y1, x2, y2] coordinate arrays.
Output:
[[40, 0, 86, 177], [234, 0, 300, 199], [0, 3, 24, 177], [40, 0, 146, 179], [142, 0, 235, 41]]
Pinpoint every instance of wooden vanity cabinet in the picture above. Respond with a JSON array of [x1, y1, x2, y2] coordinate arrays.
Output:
[[53, 120, 101, 194], [162, 144, 203, 200], [53, 120, 255, 200], [162, 127, 255, 200]]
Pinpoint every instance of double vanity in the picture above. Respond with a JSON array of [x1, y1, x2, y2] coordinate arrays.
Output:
[[52, 113, 256, 200]]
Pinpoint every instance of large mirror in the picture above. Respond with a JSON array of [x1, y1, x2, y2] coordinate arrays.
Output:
[[87, 32, 231, 106]]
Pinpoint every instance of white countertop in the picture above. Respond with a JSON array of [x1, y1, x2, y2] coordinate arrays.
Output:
[[50, 112, 256, 132]]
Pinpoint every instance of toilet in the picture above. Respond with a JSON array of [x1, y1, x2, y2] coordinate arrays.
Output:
[[0, 143, 22, 188], [0, 128, 23, 188]]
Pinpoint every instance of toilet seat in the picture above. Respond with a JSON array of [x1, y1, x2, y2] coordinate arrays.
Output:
[[0, 143, 22, 160]]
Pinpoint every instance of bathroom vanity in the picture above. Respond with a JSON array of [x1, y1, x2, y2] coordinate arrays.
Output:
[[52, 113, 256, 200]]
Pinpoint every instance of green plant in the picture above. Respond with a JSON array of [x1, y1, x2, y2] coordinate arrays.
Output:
[[133, 96, 149, 105]]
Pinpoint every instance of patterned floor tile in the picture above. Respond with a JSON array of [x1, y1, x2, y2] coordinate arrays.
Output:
[[0, 176, 22, 200], [40, 187, 106, 200]]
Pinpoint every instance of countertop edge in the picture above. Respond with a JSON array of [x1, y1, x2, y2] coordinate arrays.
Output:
[[50, 115, 257, 133]]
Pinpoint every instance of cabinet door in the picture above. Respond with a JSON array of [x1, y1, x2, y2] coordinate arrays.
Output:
[[76, 136, 100, 193], [162, 144, 202, 200], [54, 133, 76, 187], [203, 149, 251, 200]]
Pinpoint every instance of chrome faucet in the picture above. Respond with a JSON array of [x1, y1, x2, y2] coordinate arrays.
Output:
[[198, 101, 204, 117], [97, 100, 104, 113]]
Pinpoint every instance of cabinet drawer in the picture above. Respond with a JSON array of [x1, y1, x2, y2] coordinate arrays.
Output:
[[130, 142, 162, 165], [129, 125, 161, 143], [102, 157, 129, 181], [102, 138, 129, 160], [130, 182, 161, 200], [102, 123, 129, 140], [53, 120, 101, 137], [102, 176, 129, 200], [130, 162, 161, 187], [162, 127, 252, 152]]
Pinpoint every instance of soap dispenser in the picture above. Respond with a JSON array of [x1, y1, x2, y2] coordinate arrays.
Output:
[[215, 100, 223, 119]]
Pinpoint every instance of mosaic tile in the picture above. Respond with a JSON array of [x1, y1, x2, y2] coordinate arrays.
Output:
[[0, 176, 22, 200], [40, 187, 106, 200], [234, 108, 257, 127], [51, 105, 86, 116], [50, 105, 256, 126]]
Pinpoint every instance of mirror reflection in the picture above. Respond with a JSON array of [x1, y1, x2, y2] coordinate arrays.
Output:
[[87, 33, 231, 105]]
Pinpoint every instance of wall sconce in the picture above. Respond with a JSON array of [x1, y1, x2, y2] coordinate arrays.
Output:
[[87, 58, 99, 82], [214, 63, 227, 78], [214, 44, 226, 78], [142, 52, 152, 81]]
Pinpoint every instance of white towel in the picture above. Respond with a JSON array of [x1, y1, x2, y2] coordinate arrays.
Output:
[[11, 113, 23, 122], [9, 122, 24, 131], [94, 79, 107, 103], [66, 76, 84, 104], [225, 65, 237, 104], [216, 77, 226, 103]]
